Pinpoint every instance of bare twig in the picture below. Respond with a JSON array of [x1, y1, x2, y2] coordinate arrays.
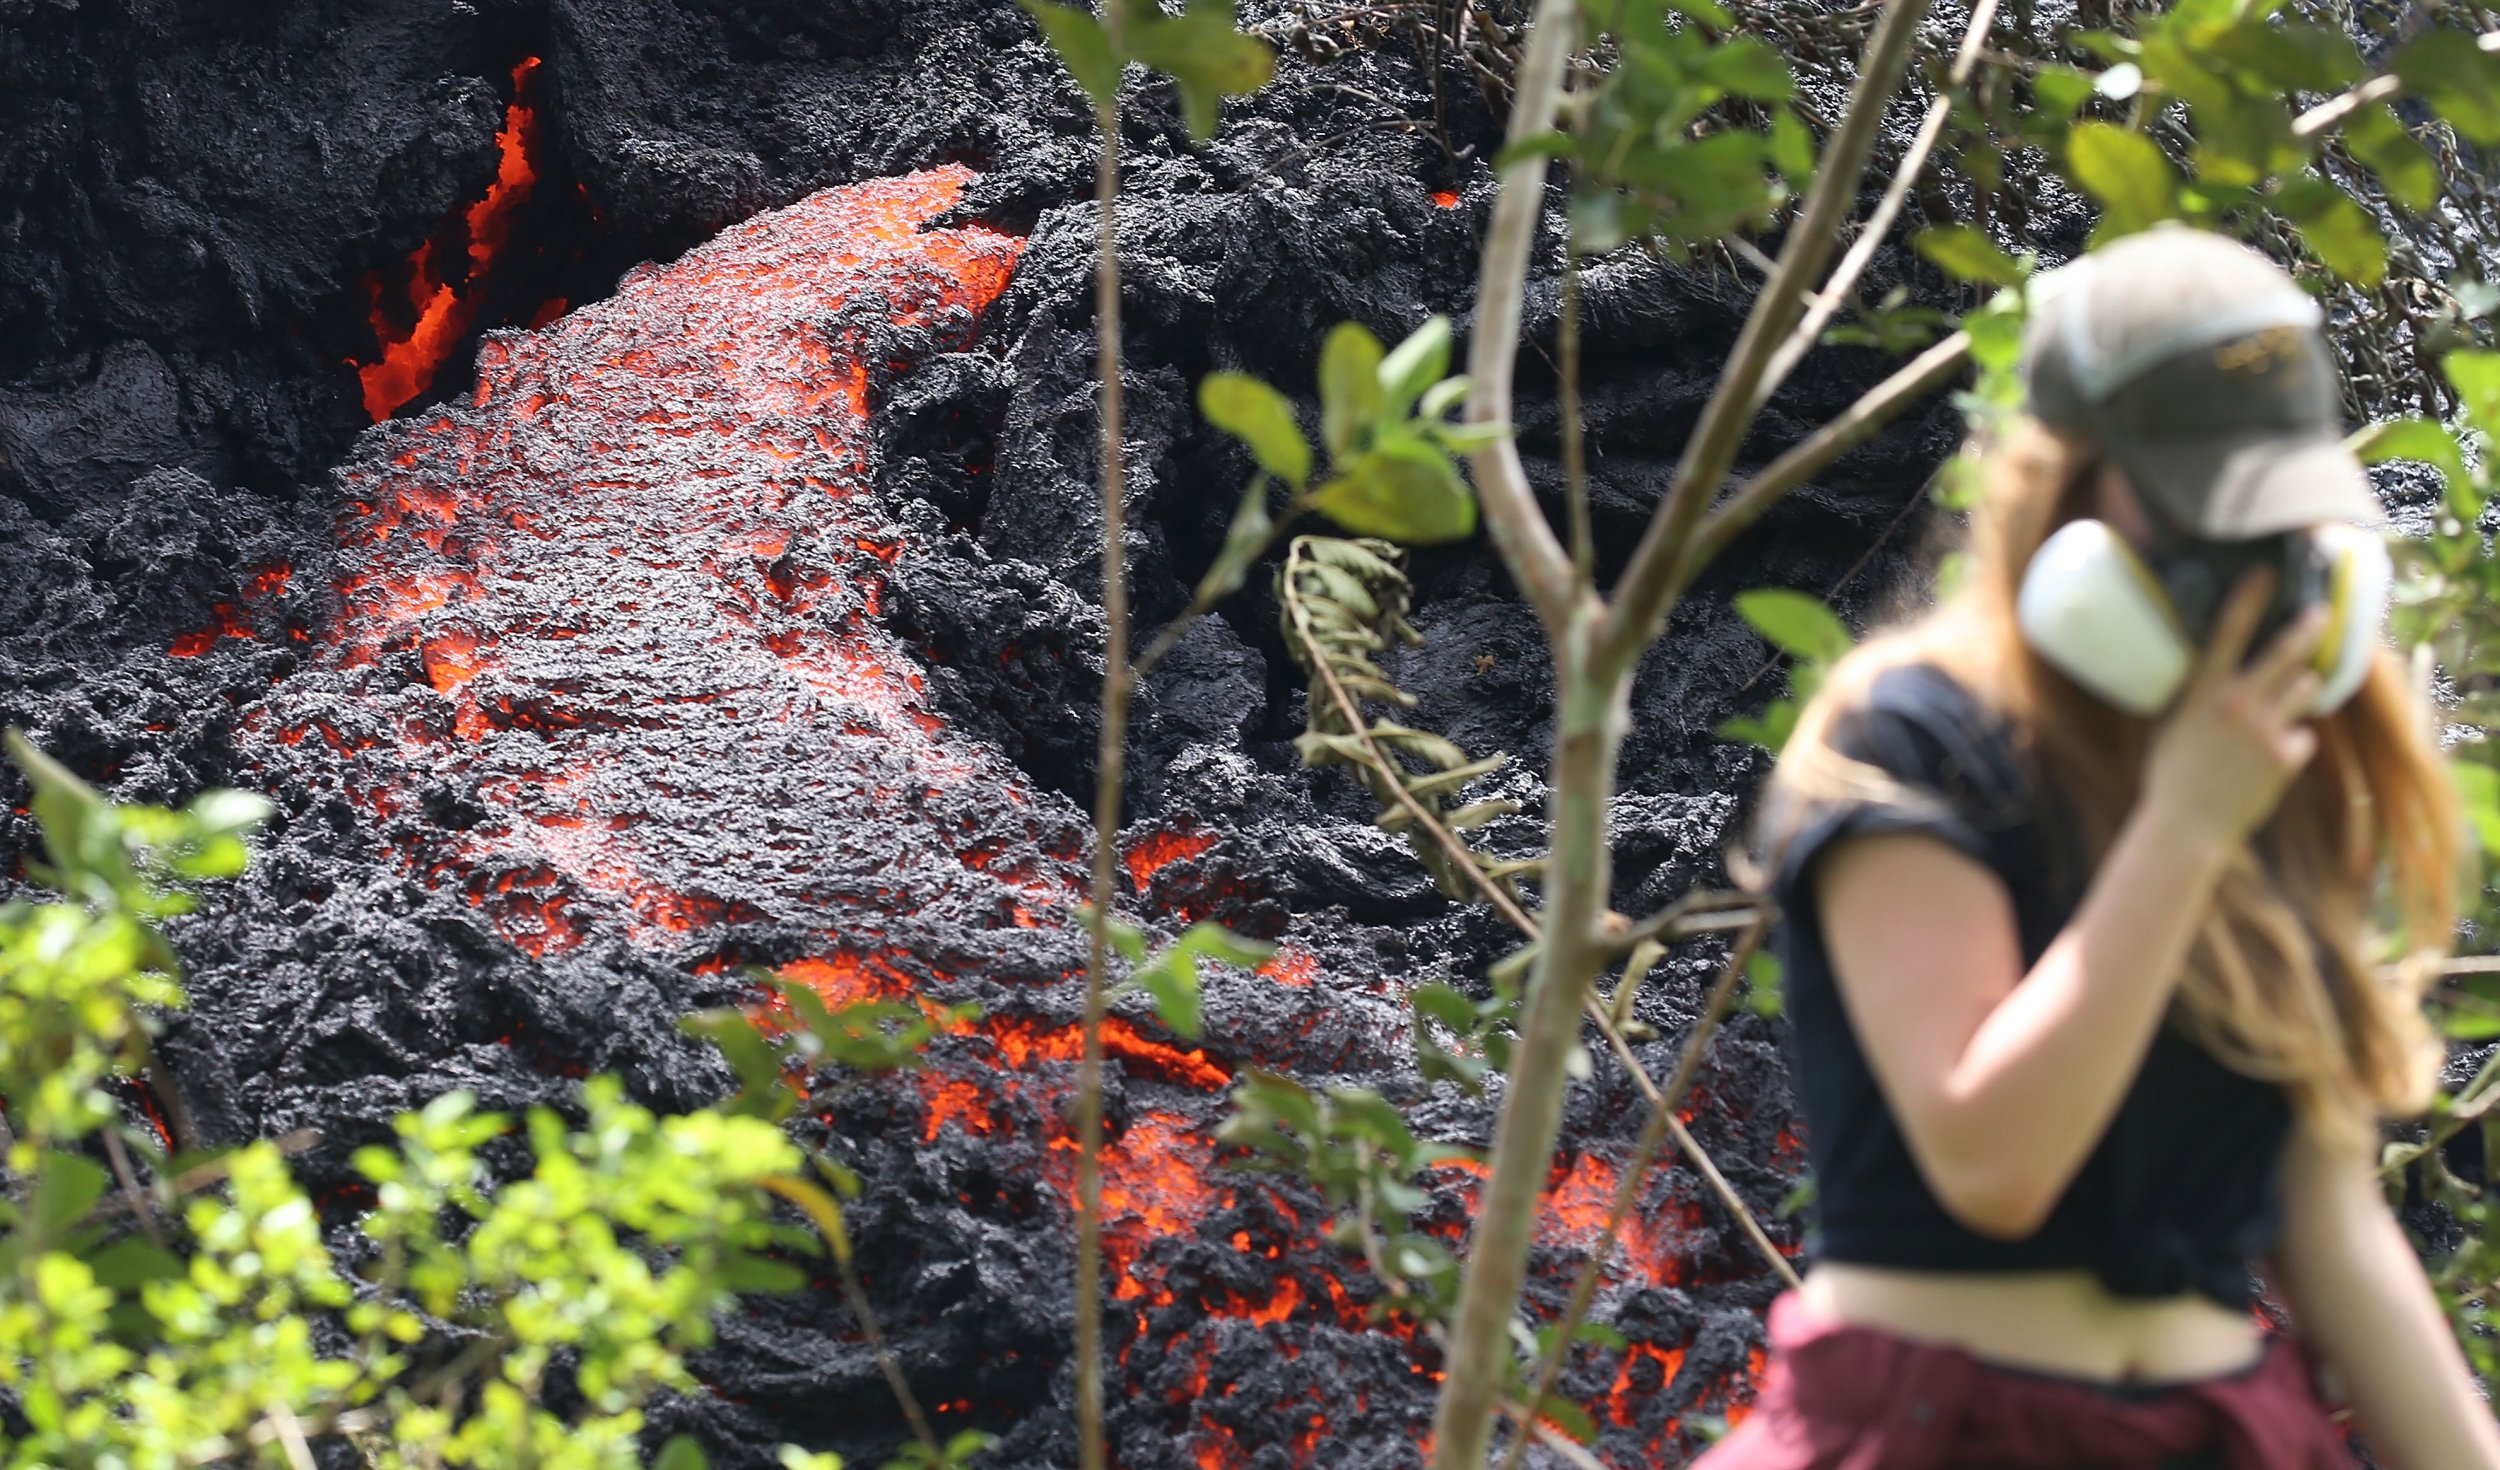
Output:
[[1603, 0, 1940, 674], [262, 1407, 319, 1470], [1133, 513, 1296, 678], [1075, 64, 1133, 1470], [1562, 252, 1595, 588], [92, 1128, 322, 1222], [1607, 889, 1762, 955], [2292, 30, 2500, 140], [1500, 1399, 1613, 1470], [833, 1219, 943, 1457], [102, 1127, 168, 1251], [1463, 0, 1584, 635], [1584, 1001, 1799, 1289], [1677, 328, 1974, 585], [1757, 0, 2001, 405], [1286, 583, 1542, 938]]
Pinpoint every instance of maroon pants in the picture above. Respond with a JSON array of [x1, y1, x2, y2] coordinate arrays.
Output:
[[1691, 1293, 2355, 1470]]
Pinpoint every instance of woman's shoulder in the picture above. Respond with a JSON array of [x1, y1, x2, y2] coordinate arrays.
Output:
[[1826, 659, 2021, 788]]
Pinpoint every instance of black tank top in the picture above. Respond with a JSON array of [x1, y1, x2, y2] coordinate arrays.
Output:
[[1764, 662, 2293, 1309]]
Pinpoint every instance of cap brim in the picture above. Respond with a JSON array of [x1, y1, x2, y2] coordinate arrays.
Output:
[[2115, 429, 2384, 539]]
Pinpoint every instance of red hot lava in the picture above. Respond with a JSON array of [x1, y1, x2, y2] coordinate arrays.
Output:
[[353, 57, 552, 421], [203, 159, 1772, 1462]]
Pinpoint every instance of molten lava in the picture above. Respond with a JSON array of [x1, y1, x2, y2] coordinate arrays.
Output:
[[214, 161, 1776, 1463], [353, 57, 551, 421]]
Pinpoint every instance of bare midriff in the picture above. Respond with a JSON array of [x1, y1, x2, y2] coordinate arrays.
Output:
[[1801, 1262, 2265, 1384]]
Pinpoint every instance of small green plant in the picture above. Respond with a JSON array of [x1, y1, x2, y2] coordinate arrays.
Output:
[[0, 732, 979, 1470], [1715, 589, 1859, 754]]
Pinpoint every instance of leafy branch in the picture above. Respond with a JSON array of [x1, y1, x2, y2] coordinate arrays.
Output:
[[1281, 535, 1539, 909]]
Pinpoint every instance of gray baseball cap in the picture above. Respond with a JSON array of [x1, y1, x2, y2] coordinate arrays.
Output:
[[2020, 224, 2381, 539]]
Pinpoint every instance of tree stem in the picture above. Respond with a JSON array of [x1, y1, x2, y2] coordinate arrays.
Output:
[[1561, 252, 1593, 587], [1603, 0, 1939, 674], [1075, 87, 1129, 1470], [1463, 0, 1583, 636], [1432, 618, 1627, 1470]]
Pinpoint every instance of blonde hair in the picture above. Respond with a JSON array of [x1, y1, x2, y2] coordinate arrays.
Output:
[[1761, 417, 2464, 1139]]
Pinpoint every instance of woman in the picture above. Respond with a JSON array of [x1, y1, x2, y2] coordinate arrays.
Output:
[[1697, 225, 2500, 1469]]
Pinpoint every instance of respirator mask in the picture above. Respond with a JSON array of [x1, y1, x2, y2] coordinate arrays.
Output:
[[2015, 515, 2390, 718], [2012, 227, 2392, 719]]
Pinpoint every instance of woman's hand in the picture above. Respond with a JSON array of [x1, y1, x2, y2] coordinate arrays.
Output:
[[2141, 570, 2328, 849]]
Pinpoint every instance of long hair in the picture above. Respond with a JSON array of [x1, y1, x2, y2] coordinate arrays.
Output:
[[1761, 418, 2463, 1138]]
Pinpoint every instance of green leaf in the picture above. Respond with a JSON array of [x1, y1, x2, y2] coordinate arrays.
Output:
[[1417, 375, 1471, 421], [84, 1236, 185, 1289], [720, 1253, 809, 1294], [1697, 37, 1794, 101], [1126, 0, 1277, 142], [2027, 64, 2096, 117], [1174, 920, 1277, 970], [762, 1174, 855, 1265], [1318, 322, 1386, 459], [2394, 28, 2500, 147], [1019, 0, 1121, 107], [2351, 418, 2467, 484], [680, 1009, 796, 1118], [2273, 176, 2385, 287], [1136, 958, 1203, 1039], [1433, 420, 1509, 453], [1914, 225, 2026, 288], [1199, 372, 1311, 488], [656, 1435, 710, 1470], [1376, 316, 1453, 418], [2456, 762, 2500, 859], [2342, 103, 2439, 215], [1193, 475, 1278, 607], [1569, 190, 1631, 254], [2204, 18, 2361, 94], [187, 789, 274, 834], [1766, 107, 1815, 188], [2065, 123, 2182, 236], [1733, 588, 1852, 662], [1533, 1395, 1599, 1444], [1310, 441, 1477, 545], [30, 1154, 108, 1238], [2442, 350, 2500, 440], [1743, 950, 1785, 1018], [1715, 704, 1796, 753], [1492, 131, 1575, 171]]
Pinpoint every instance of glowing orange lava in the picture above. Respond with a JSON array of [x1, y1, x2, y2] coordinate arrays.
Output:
[[1123, 827, 1217, 889], [354, 57, 549, 420], [234, 158, 1776, 1462], [255, 166, 1045, 958], [1255, 945, 1317, 987], [169, 563, 291, 657]]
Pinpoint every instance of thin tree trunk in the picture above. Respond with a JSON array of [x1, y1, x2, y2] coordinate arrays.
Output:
[[1431, 621, 1628, 1469]]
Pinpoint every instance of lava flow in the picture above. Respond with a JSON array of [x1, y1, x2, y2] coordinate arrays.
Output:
[[196, 160, 1771, 1464], [352, 57, 556, 421]]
